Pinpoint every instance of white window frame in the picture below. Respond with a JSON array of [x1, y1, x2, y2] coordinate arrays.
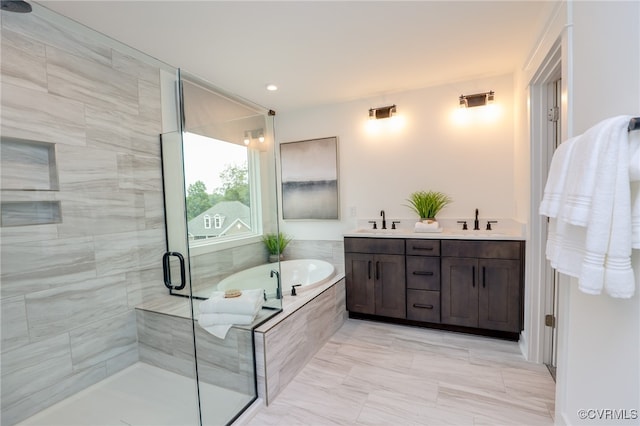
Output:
[[204, 214, 212, 229]]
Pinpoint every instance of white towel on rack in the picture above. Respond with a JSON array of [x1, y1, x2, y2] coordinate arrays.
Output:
[[540, 115, 636, 298], [539, 136, 578, 218], [560, 116, 625, 226], [629, 130, 640, 249]]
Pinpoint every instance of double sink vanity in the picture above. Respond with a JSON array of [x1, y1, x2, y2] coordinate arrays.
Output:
[[343, 219, 525, 340]]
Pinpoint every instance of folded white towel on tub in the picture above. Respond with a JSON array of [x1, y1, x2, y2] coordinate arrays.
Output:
[[198, 312, 257, 339], [199, 288, 263, 315]]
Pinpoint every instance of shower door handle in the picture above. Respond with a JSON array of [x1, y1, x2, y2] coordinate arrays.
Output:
[[162, 252, 186, 291]]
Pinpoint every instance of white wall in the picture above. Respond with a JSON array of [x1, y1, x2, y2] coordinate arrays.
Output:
[[555, 1, 640, 424], [276, 73, 517, 240]]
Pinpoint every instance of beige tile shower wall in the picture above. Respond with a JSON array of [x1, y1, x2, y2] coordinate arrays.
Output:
[[0, 11, 167, 426], [256, 278, 347, 404]]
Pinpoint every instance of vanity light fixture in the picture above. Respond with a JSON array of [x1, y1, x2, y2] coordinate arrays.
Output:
[[368, 104, 397, 120], [458, 91, 495, 108]]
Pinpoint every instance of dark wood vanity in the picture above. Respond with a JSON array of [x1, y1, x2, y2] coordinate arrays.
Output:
[[344, 236, 524, 340]]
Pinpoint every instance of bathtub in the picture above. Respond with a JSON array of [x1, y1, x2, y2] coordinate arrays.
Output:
[[217, 259, 335, 298]]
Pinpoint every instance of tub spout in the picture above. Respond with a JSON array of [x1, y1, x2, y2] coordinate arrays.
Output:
[[270, 269, 281, 299]]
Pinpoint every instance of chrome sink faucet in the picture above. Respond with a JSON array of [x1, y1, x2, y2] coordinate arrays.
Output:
[[474, 208, 480, 230], [380, 210, 387, 230]]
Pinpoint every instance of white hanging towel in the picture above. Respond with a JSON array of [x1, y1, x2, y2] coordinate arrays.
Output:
[[540, 115, 638, 298]]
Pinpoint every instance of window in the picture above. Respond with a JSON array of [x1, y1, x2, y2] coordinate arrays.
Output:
[[182, 132, 260, 247]]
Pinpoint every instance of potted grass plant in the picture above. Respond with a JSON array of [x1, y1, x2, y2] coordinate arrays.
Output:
[[406, 190, 452, 223], [262, 232, 292, 262]]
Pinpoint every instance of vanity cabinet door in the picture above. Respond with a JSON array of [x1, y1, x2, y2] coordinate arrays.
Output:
[[441, 257, 479, 328], [345, 253, 375, 315], [478, 259, 521, 332], [374, 254, 406, 319]]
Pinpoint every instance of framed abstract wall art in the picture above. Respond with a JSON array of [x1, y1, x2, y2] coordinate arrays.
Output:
[[280, 136, 339, 220]]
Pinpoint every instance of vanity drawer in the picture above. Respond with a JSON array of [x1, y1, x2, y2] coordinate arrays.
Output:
[[406, 256, 440, 290], [344, 237, 405, 254], [407, 290, 440, 323], [441, 240, 522, 259], [406, 239, 440, 256]]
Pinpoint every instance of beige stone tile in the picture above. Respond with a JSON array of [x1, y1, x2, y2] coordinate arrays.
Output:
[[25, 274, 129, 339], [111, 50, 160, 84], [412, 351, 507, 393], [116, 152, 163, 192], [501, 366, 556, 405], [1, 334, 73, 409], [344, 363, 439, 403], [69, 311, 138, 370], [1, 11, 111, 67], [1, 29, 47, 92], [275, 379, 368, 424], [46, 45, 139, 115], [1, 83, 86, 146], [56, 144, 120, 192], [0, 236, 97, 298], [437, 382, 553, 425], [356, 390, 474, 426], [1, 295, 29, 351]]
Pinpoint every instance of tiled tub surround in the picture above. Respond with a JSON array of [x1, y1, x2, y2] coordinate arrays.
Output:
[[254, 276, 347, 405], [135, 272, 347, 408], [0, 9, 167, 425], [136, 308, 256, 397]]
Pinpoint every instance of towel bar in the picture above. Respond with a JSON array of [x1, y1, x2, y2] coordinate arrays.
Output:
[[629, 117, 640, 132]]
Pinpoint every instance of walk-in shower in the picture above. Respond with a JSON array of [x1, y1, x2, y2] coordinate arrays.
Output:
[[0, 3, 279, 425]]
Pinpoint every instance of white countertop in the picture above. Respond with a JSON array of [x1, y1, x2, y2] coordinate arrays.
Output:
[[344, 218, 526, 241]]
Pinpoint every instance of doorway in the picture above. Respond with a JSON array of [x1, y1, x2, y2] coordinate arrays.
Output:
[[542, 77, 562, 380], [528, 39, 563, 373]]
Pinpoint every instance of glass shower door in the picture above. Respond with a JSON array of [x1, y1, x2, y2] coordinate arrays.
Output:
[[161, 70, 281, 425]]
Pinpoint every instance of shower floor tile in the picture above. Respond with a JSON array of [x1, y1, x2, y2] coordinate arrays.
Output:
[[18, 362, 252, 426]]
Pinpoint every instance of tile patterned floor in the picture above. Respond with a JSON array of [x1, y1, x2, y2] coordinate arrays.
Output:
[[246, 319, 556, 426]]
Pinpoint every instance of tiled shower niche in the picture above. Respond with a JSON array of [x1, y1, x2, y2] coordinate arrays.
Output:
[[1, 137, 61, 227]]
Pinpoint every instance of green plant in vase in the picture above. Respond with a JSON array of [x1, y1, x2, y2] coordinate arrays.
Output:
[[406, 190, 452, 223], [262, 232, 292, 262]]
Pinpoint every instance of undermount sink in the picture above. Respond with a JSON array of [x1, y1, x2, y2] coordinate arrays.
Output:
[[354, 228, 403, 235], [447, 230, 506, 238]]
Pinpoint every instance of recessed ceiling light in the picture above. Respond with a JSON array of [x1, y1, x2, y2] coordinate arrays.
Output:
[[266, 84, 278, 91]]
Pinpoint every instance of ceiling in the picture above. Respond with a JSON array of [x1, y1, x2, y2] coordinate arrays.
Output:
[[36, 1, 551, 113]]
